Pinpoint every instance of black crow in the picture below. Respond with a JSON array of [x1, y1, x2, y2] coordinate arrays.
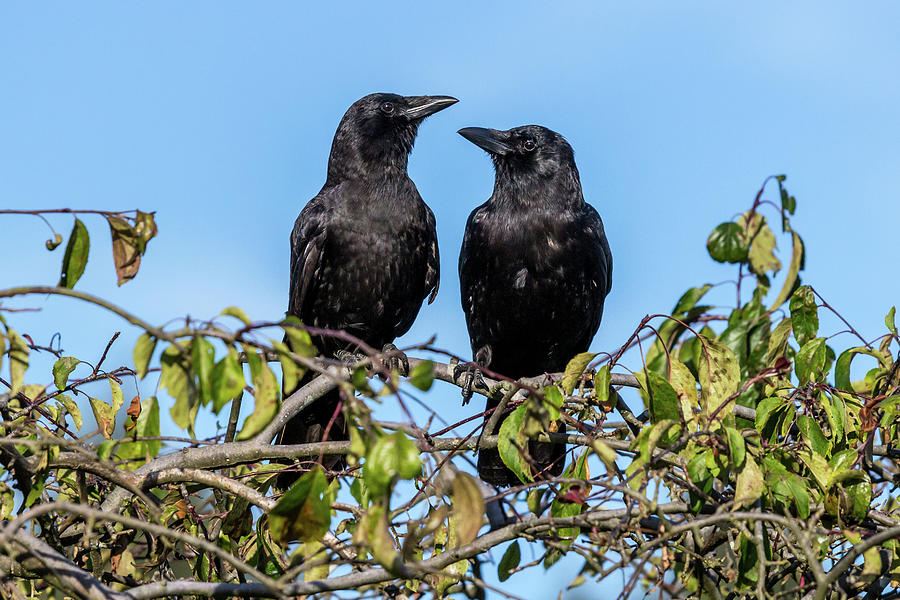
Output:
[[457, 125, 612, 487], [276, 93, 457, 486]]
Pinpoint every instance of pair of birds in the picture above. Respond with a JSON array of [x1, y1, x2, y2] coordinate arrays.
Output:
[[277, 93, 612, 487]]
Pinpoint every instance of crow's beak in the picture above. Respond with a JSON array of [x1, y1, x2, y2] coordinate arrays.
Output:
[[457, 127, 513, 157], [403, 95, 458, 120]]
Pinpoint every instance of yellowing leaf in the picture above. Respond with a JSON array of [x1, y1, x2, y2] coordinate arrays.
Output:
[[734, 454, 763, 509], [451, 472, 485, 545], [698, 336, 740, 430], [562, 352, 596, 395]]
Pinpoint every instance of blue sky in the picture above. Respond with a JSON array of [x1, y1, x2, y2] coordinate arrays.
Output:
[[2, 2, 899, 597]]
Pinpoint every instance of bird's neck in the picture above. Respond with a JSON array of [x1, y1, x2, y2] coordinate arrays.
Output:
[[491, 171, 583, 211]]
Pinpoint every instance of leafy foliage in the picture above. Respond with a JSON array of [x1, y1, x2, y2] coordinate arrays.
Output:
[[0, 179, 898, 599]]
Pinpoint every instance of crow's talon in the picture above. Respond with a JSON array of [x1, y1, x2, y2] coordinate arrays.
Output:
[[334, 350, 366, 367], [381, 343, 410, 377], [454, 361, 486, 405]]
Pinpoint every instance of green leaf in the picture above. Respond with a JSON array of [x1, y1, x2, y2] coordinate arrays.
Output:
[[766, 318, 793, 365], [59, 217, 90, 288], [211, 347, 245, 414], [846, 476, 872, 522], [667, 357, 697, 421], [787, 477, 810, 518], [408, 360, 435, 391], [541, 385, 564, 421], [798, 450, 831, 491], [133, 210, 158, 253], [755, 396, 785, 434], [161, 343, 197, 434], [643, 370, 681, 425], [282, 316, 318, 358], [191, 336, 215, 407], [137, 396, 161, 458], [89, 388, 122, 440], [497, 540, 521, 582], [235, 360, 280, 441], [7, 329, 29, 397], [740, 212, 781, 276], [789, 286, 818, 346], [272, 339, 303, 395], [451, 472, 485, 545], [796, 414, 830, 457], [697, 336, 740, 429], [769, 231, 804, 311], [56, 394, 82, 430], [725, 426, 745, 469], [363, 432, 421, 497], [562, 352, 596, 395], [795, 337, 827, 384], [497, 404, 533, 484], [886, 306, 897, 338], [220, 306, 252, 325], [133, 333, 156, 380], [707, 222, 748, 263], [822, 393, 845, 444], [590, 439, 618, 473], [672, 284, 713, 314], [550, 449, 588, 543], [52, 356, 79, 391], [593, 363, 613, 406], [270, 466, 332, 544], [639, 419, 679, 463], [734, 454, 763, 509]]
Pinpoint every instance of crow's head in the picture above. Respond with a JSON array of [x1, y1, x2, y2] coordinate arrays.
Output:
[[458, 125, 578, 182], [328, 93, 457, 177]]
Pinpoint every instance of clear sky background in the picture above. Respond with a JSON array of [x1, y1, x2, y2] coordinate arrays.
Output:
[[2, 2, 899, 598]]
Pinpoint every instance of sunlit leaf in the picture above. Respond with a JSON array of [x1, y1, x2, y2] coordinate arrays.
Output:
[[7, 329, 29, 397], [725, 426, 745, 468], [52, 356, 79, 390], [363, 432, 421, 497], [794, 338, 827, 384], [409, 360, 435, 391], [220, 306, 252, 325], [562, 352, 596, 395], [235, 360, 280, 441], [133, 333, 156, 380], [734, 454, 763, 509], [796, 414, 830, 457], [211, 347, 245, 414], [191, 336, 215, 407], [886, 306, 898, 338], [56, 394, 82, 430], [769, 231, 804, 311], [451, 472, 485, 545], [697, 336, 740, 429]]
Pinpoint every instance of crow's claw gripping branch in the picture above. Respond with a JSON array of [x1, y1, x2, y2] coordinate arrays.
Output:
[[334, 349, 366, 367], [454, 361, 487, 406], [381, 343, 410, 377]]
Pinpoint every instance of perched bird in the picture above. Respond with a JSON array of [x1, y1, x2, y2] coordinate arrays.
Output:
[[457, 125, 613, 487], [276, 93, 457, 486]]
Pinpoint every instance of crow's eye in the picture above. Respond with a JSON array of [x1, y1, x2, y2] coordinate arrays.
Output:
[[523, 139, 537, 152], [380, 102, 395, 115]]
